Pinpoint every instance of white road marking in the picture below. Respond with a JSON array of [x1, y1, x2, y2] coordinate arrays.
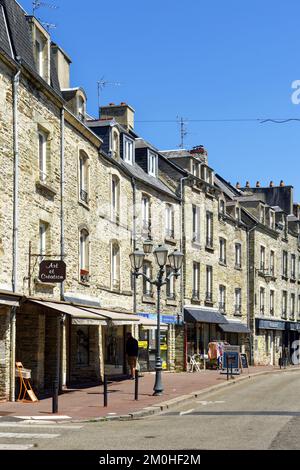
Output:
[[14, 415, 71, 420], [0, 423, 82, 429], [180, 409, 194, 416], [0, 432, 60, 439], [0, 444, 34, 450], [197, 400, 225, 406]]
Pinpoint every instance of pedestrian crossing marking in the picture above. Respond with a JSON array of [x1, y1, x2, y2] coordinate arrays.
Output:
[[0, 444, 34, 450], [0, 423, 82, 429], [0, 432, 60, 439], [179, 409, 194, 416]]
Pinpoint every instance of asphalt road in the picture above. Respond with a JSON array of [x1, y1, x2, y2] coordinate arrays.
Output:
[[1, 370, 300, 450]]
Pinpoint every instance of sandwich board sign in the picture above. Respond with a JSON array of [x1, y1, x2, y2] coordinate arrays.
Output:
[[221, 345, 241, 375]]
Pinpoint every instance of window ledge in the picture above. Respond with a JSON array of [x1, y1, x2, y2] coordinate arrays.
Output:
[[166, 298, 177, 307], [142, 296, 156, 304], [34, 278, 55, 288], [191, 297, 200, 304], [192, 241, 201, 248], [165, 236, 177, 246], [290, 277, 297, 283], [234, 266, 242, 271], [234, 312, 242, 317], [35, 180, 57, 196], [219, 261, 227, 267], [282, 275, 289, 281], [78, 200, 90, 210], [205, 246, 214, 253], [79, 281, 91, 287], [205, 300, 214, 307]]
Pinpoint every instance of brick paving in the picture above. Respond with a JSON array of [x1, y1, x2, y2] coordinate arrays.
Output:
[[0, 366, 290, 420]]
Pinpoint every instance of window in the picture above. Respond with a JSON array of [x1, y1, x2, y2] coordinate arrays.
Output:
[[298, 294, 300, 319], [270, 250, 275, 276], [260, 287, 265, 314], [148, 152, 157, 177], [192, 205, 200, 243], [270, 290, 275, 315], [235, 288, 242, 315], [143, 262, 152, 297], [206, 266, 213, 302], [111, 175, 120, 223], [260, 206, 265, 224], [142, 195, 151, 236], [235, 243, 242, 269], [299, 257, 300, 280], [191, 161, 199, 177], [35, 38, 44, 77], [38, 130, 48, 183], [123, 136, 133, 164], [192, 262, 200, 300], [219, 200, 225, 215], [112, 131, 119, 158], [79, 151, 89, 204], [290, 293, 295, 319], [166, 266, 175, 300], [80, 229, 89, 283], [282, 291, 287, 318], [260, 246, 266, 272], [77, 96, 85, 122], [291, 254, 296, 279], [270, 211, 275, 229], [39, 221, 49, 260], [111, 242, 120, 290], [206, 211, 213, 248], [219, 285, 226, 313], [76, 327, 89, 366], [219, 238, 226, 264], [165, 204, 175, 239], [282, 251, 288, 277], [235, 207, 240, 221]]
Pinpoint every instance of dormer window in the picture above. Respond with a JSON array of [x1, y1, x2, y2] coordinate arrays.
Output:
[[219, 200, 225, 215], [77, 96, 85, 122], [260, 206, 265, 224], [235, 207, 240, 221], [148, 151, 157, 177], [191, 161, 199, 177], [123, 136, 134, 164], [28, 18, 50, 83], [269, 210, 275, 229], [35, 37, 44, 77]]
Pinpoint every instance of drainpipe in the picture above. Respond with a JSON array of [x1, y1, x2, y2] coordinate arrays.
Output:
[[10, 67, 21, 402], [179, 176, 189, 370], [60, 107, 66, 389], [247, 224, 257, 366], [131, 177, 137, 320]]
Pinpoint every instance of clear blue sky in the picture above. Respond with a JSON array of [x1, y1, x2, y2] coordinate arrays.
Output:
[[21, 0, 300, 201]]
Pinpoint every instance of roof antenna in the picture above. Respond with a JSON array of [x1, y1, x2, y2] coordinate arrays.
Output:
[[177, 116, 188, 149], [41, 22, 57, 32], [97, 77, 122, 118], [32, 1, 58, 16]]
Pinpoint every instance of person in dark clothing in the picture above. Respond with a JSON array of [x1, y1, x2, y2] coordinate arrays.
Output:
[[126, 332, 139, 379]]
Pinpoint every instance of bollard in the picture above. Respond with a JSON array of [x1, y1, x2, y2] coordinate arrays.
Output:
[[230, 362, 233, 379], [279, 354, 282, 369], [227, 363, 229, 381], [134, 370, 139, 401], [103, 375, 108, 407], [52, 380, 59, 414]]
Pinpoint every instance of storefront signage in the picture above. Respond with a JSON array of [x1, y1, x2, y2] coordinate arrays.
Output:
[[39, 260, 66, 283], [256, 319, 286, 331], [287, 322, 300, 332], [221, 345, 240, 375], [138, 313, 177, 324]]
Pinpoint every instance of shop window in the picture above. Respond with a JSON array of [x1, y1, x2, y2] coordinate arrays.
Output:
[[76, 327, 89, 366]]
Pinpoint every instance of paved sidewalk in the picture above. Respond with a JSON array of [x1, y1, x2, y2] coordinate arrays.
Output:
[[0, 366, 296, 421]]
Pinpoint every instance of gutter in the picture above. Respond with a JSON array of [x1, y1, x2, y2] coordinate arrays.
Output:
[[131, 177, 137, 317], [247, 223, 258, 366]]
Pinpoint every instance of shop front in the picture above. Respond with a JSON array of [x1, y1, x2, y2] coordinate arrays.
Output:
[[218, 320, 250, 353], [255, 318, 286, 366], [285, 321, 300, 364]]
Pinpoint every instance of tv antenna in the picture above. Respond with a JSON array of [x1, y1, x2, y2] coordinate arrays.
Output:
[[97, 77, 122, 118], [41, 22, 57, 32], [177, 116, 188, 149], [32, 1, 58, 16]]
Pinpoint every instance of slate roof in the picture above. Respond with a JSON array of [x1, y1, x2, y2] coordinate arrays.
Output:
[[0, 0, 62, 96]]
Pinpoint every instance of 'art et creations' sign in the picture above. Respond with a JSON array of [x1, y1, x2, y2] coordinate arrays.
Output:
[[39, 260, 66, 283]]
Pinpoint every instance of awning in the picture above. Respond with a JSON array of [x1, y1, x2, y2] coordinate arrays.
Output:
[[136, 316, 168, 330], [28, 300, 107, 325], [184, 308, 228, 324], [80, 307, 140, 326], [0, 294, 20, 307], [219, 321, 250, 334]]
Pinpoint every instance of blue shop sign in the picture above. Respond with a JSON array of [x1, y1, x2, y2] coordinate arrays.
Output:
[[286, 322, 300, 332], [256, 319, 286, 331], [138, 313, 178, 324]]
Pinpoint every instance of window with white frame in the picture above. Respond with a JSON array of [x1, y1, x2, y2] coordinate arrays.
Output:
[[260, 287, 265, 314], [235, 207, 240, 221], [235, 243, 242, 269], [166, 266, 175, 300], [148, 151, 157, 177], [142, 195, 150, 236], [35, 37, 44, 77], [270, 290, 275, 315], [206, 265, 213, 302], [260, 246, 266, 271], [269, 210, 275, 229], [192, 205, 200, 243], [39, 221, 49, 260], [219, 199, 225, 215], [282, 251, 288, 277], [143, 261, 152, 297], [282, 291, 287, 318], [235, 288, 242, 315], [79, 151, 89, 204], [111, 175, 120, 223], [298, 294, 300, 318], [191, 161, 199, 177], [219, 238, 226, 264], [38, 129, 48, 183], [80, 229, 89, 282], [77, 96, 85, 122], [165, 204, 174, 239], [111, 242, 120, 290], [291, 293, 295, 319], [206, 211, 213, 248], [112, 131, 119, 157], [219, 285, 226, 313], [291, 254, 296, 279], [192, 262, 200, 299], [260, 206, 265, 224], [270, 250, 275, 276], [123, 136, 133, 164]]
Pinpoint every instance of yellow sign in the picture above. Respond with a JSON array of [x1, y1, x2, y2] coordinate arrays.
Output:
[[162, 361, 167, 370], [138, 341, 148, 349], [161, 344, 167, 351]]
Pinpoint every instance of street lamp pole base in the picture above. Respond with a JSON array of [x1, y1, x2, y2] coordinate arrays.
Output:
[[153, 356, 164, 396]]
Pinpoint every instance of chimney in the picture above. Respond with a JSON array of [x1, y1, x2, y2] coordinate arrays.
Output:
[[246, 181, 250, 188], [269, 181, 274, 188], [280, 180, 285, 187], [51, 43, 72, 89], [256, 181, 260, 188], [236, 182, 241, 189], [100, 102, 135, 131]]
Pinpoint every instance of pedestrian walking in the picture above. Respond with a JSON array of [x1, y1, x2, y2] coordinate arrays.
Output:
[[126, 332, 139, 379]]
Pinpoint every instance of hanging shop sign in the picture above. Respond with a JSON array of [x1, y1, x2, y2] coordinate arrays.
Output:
[[39, 260, 66, 283]]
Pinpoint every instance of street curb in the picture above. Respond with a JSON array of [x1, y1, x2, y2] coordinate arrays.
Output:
[[69, 366, 300, 424]]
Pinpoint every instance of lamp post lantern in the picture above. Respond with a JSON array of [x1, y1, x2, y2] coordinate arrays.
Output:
[[130, 244, 183, 396]]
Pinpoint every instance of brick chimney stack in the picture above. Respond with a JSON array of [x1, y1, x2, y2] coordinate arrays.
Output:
[[236, 182, 241, 189], [256, 181, 260, 188], [280, 180, 285, 187], [246, 181, 250, 188], [269, 181, 274, 188], [100, 102, 135, 131]]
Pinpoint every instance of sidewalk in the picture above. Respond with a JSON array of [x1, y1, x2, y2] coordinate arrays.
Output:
[[0, 366, 297, 422]]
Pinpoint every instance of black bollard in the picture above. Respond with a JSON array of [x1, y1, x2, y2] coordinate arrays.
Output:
[[103, 375, 108, 407], [227, 362, 229, 381], [279, 354, 282, 369], [52, 380, 58, 414], [135, 370, 139, 401], [230, 362, 233, 379]]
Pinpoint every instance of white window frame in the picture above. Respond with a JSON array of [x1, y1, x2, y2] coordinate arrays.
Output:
[[165, 204, 174, 239], [192, 205, 200, 243], [270, 250, 275, 276], [148, 151, 157, 177], [235, 288, 242, 314], [39, 221, 48, 260], [79, 152, 89, 204], [260, 246, 266, 271], [35, 38, 44, 77], [291, 293, 295, 318], [235, 243, 242, 268], [219, 238, 226, 264], [80, 229, 89, 273], [111, 175, 120, 223], [270, 290, 275, 315], [260, 287, 265, 314], [123, 136, 134, 164], [192, 262, 200, 299], [142, 195, 150, 233], [206, 265, 213, 300], [38, 130, 47, 182], [111, 243, 120, 290], [166, 266, 175, 300], [143, 262, 152, 297]]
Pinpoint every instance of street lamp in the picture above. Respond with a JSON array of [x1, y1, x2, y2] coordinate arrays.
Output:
[[130, 244, 183, 396]]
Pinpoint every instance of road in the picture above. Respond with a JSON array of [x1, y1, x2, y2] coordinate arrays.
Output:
[[1, 370, 300, 450]]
